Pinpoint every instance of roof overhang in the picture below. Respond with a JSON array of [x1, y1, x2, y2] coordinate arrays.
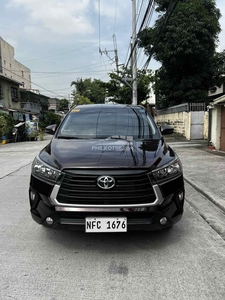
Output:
[[0, 74, 21, 85], [211, 94, 225, 105]]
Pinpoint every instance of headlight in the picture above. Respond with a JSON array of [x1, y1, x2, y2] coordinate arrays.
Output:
[[150, 159, 182, 183], [32, 157, 61, 182]]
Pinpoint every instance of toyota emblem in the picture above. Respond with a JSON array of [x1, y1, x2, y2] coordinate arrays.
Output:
[[97, 176, 115, 189]]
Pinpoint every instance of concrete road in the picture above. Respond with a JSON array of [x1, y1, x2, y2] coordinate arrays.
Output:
[[1, 138, 225, 300]]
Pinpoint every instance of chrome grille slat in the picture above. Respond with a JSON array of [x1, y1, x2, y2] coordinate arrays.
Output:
[[57, 170, 155, 205]]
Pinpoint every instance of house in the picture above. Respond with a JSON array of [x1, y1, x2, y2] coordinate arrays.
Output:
[[208, 94, 225, 151], [208, 82, 225, 100], [0, 37, 31, 90], [0, 74, 24, 121], [0, 37, 32, 122], [48, 97, 60, 112], [20, 89, 49, 119]]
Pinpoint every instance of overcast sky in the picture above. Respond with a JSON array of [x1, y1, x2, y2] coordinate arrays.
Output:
[[0, 0, 225, 99]]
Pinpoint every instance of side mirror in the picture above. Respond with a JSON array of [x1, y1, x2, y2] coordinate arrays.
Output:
[[160, 125, 174, 135], [45, 124, 57, 135]]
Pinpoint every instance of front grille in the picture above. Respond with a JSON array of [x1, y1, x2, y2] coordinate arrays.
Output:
[[56, 170, 156, 205]]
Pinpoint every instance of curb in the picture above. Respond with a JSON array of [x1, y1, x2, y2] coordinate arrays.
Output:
[[184, 177, 225, 214]]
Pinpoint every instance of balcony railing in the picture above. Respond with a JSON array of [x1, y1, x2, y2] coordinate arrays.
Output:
[[21, 102, 41, 113]]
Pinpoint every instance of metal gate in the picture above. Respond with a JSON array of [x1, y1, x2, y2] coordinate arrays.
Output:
[[190, 111, 204, 139], [221, 106, 225, 151]]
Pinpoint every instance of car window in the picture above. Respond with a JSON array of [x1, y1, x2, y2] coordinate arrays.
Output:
[[57, 106, 160, 140]]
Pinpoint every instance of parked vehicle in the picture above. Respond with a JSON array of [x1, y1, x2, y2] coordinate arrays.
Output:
[[29, 104, 184, 232], [45, 124, 57, 134], [159, 124, 174, 135], [12, 122, 27, 142]]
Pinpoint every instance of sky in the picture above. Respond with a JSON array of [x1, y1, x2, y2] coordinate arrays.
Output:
[[0, 0, 225, 100]]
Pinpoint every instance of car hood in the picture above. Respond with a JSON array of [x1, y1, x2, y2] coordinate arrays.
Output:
[[39, 138, 176, 171]]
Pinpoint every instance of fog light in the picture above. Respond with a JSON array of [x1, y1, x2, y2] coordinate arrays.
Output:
[[178, 191, 184, 201], [160, 217, 167, 225], [30, 191, 36, 201], [46, 217, 54, 225]]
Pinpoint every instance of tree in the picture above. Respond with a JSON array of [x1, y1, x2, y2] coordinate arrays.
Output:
[[58, 98, 69, 111], [71, 95, 93, 107], [138, 0, 225, 108], [71, 78, 88, 97], [106, 67, 154, 105], [38, 112, 61, 129], [71, 78, 106, 104], [87, 79, 107, 104]]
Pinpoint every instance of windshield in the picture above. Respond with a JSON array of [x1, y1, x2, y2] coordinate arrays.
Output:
[[57, 106, 161, 140]]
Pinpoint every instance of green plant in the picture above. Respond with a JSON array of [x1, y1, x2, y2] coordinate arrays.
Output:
[[38, 121, 46, 130], [0, 113, 14, 136], [39, 112, 61, 129], [0, 115, 8, 137]]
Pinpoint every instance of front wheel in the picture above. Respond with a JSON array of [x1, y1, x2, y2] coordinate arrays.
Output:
[[12, 133, 17, 142]]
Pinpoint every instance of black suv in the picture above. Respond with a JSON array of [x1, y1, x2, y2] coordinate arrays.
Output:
[[29, 104, 184, 232]]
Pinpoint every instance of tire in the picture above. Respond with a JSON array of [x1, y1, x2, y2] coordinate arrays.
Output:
[[12, 133, 17, 142]]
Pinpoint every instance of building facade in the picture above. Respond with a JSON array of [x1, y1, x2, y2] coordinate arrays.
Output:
[[0, 74, 21, 112], [20, 89, 49, 117], [0, 37, 31, 90], [208, 95, 225, 151], [48, 98, 60, 112]]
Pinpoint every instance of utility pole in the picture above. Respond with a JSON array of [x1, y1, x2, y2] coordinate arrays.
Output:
[[99, 34, 119, 73], [132, 0, 137, 105]]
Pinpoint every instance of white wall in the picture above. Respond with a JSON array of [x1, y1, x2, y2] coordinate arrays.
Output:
[[155, 111, 208, 140], [155, 111, 188, 136], [210, 106, 221, 149]]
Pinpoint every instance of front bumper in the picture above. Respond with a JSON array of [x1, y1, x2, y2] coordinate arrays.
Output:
[[29, 174, 184, 231], [31, 199, 183, 231]]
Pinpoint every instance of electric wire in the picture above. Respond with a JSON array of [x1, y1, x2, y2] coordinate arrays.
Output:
[[136, 0, 156, 68], [142, 0, 180, 70], [98, 0, 101, 51], [20, 38, 112, 63], [2, 65, 73, 98], [3, 1, 157, 97], [121, 0, 155, 81], [7, 57, 113, 81], [124, 0, 155, 70], [113, 0, 118, 34]]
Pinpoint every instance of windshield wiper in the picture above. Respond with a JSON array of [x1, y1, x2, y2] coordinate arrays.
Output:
[[105, 135, 131, 140], [57, 135, 80, 139]]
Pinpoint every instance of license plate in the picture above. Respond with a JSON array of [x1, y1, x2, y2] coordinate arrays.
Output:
[[85, 217, 127, 233]]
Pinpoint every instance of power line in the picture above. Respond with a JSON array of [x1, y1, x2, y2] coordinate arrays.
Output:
[[98, 0, 120, 72], [113, 0, 118, 34], [124, 0, 155, 70], [19, 37, 112, 63], [136, 0, 156, 68], [98, 0, 101, 50], [31, 70, 112, 80], [136, 0, 145, 29], [6, 58, 113, 82], [138, 0, 154, 32], [1, 66, 68, 98], [142, 0, 180, 70]]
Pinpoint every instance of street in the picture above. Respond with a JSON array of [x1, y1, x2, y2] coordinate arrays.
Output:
[[1, 138, 225, 300]]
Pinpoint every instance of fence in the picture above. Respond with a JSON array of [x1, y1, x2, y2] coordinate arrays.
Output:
[[156, 103, 206, 115], [155, 103, 208, 140]]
